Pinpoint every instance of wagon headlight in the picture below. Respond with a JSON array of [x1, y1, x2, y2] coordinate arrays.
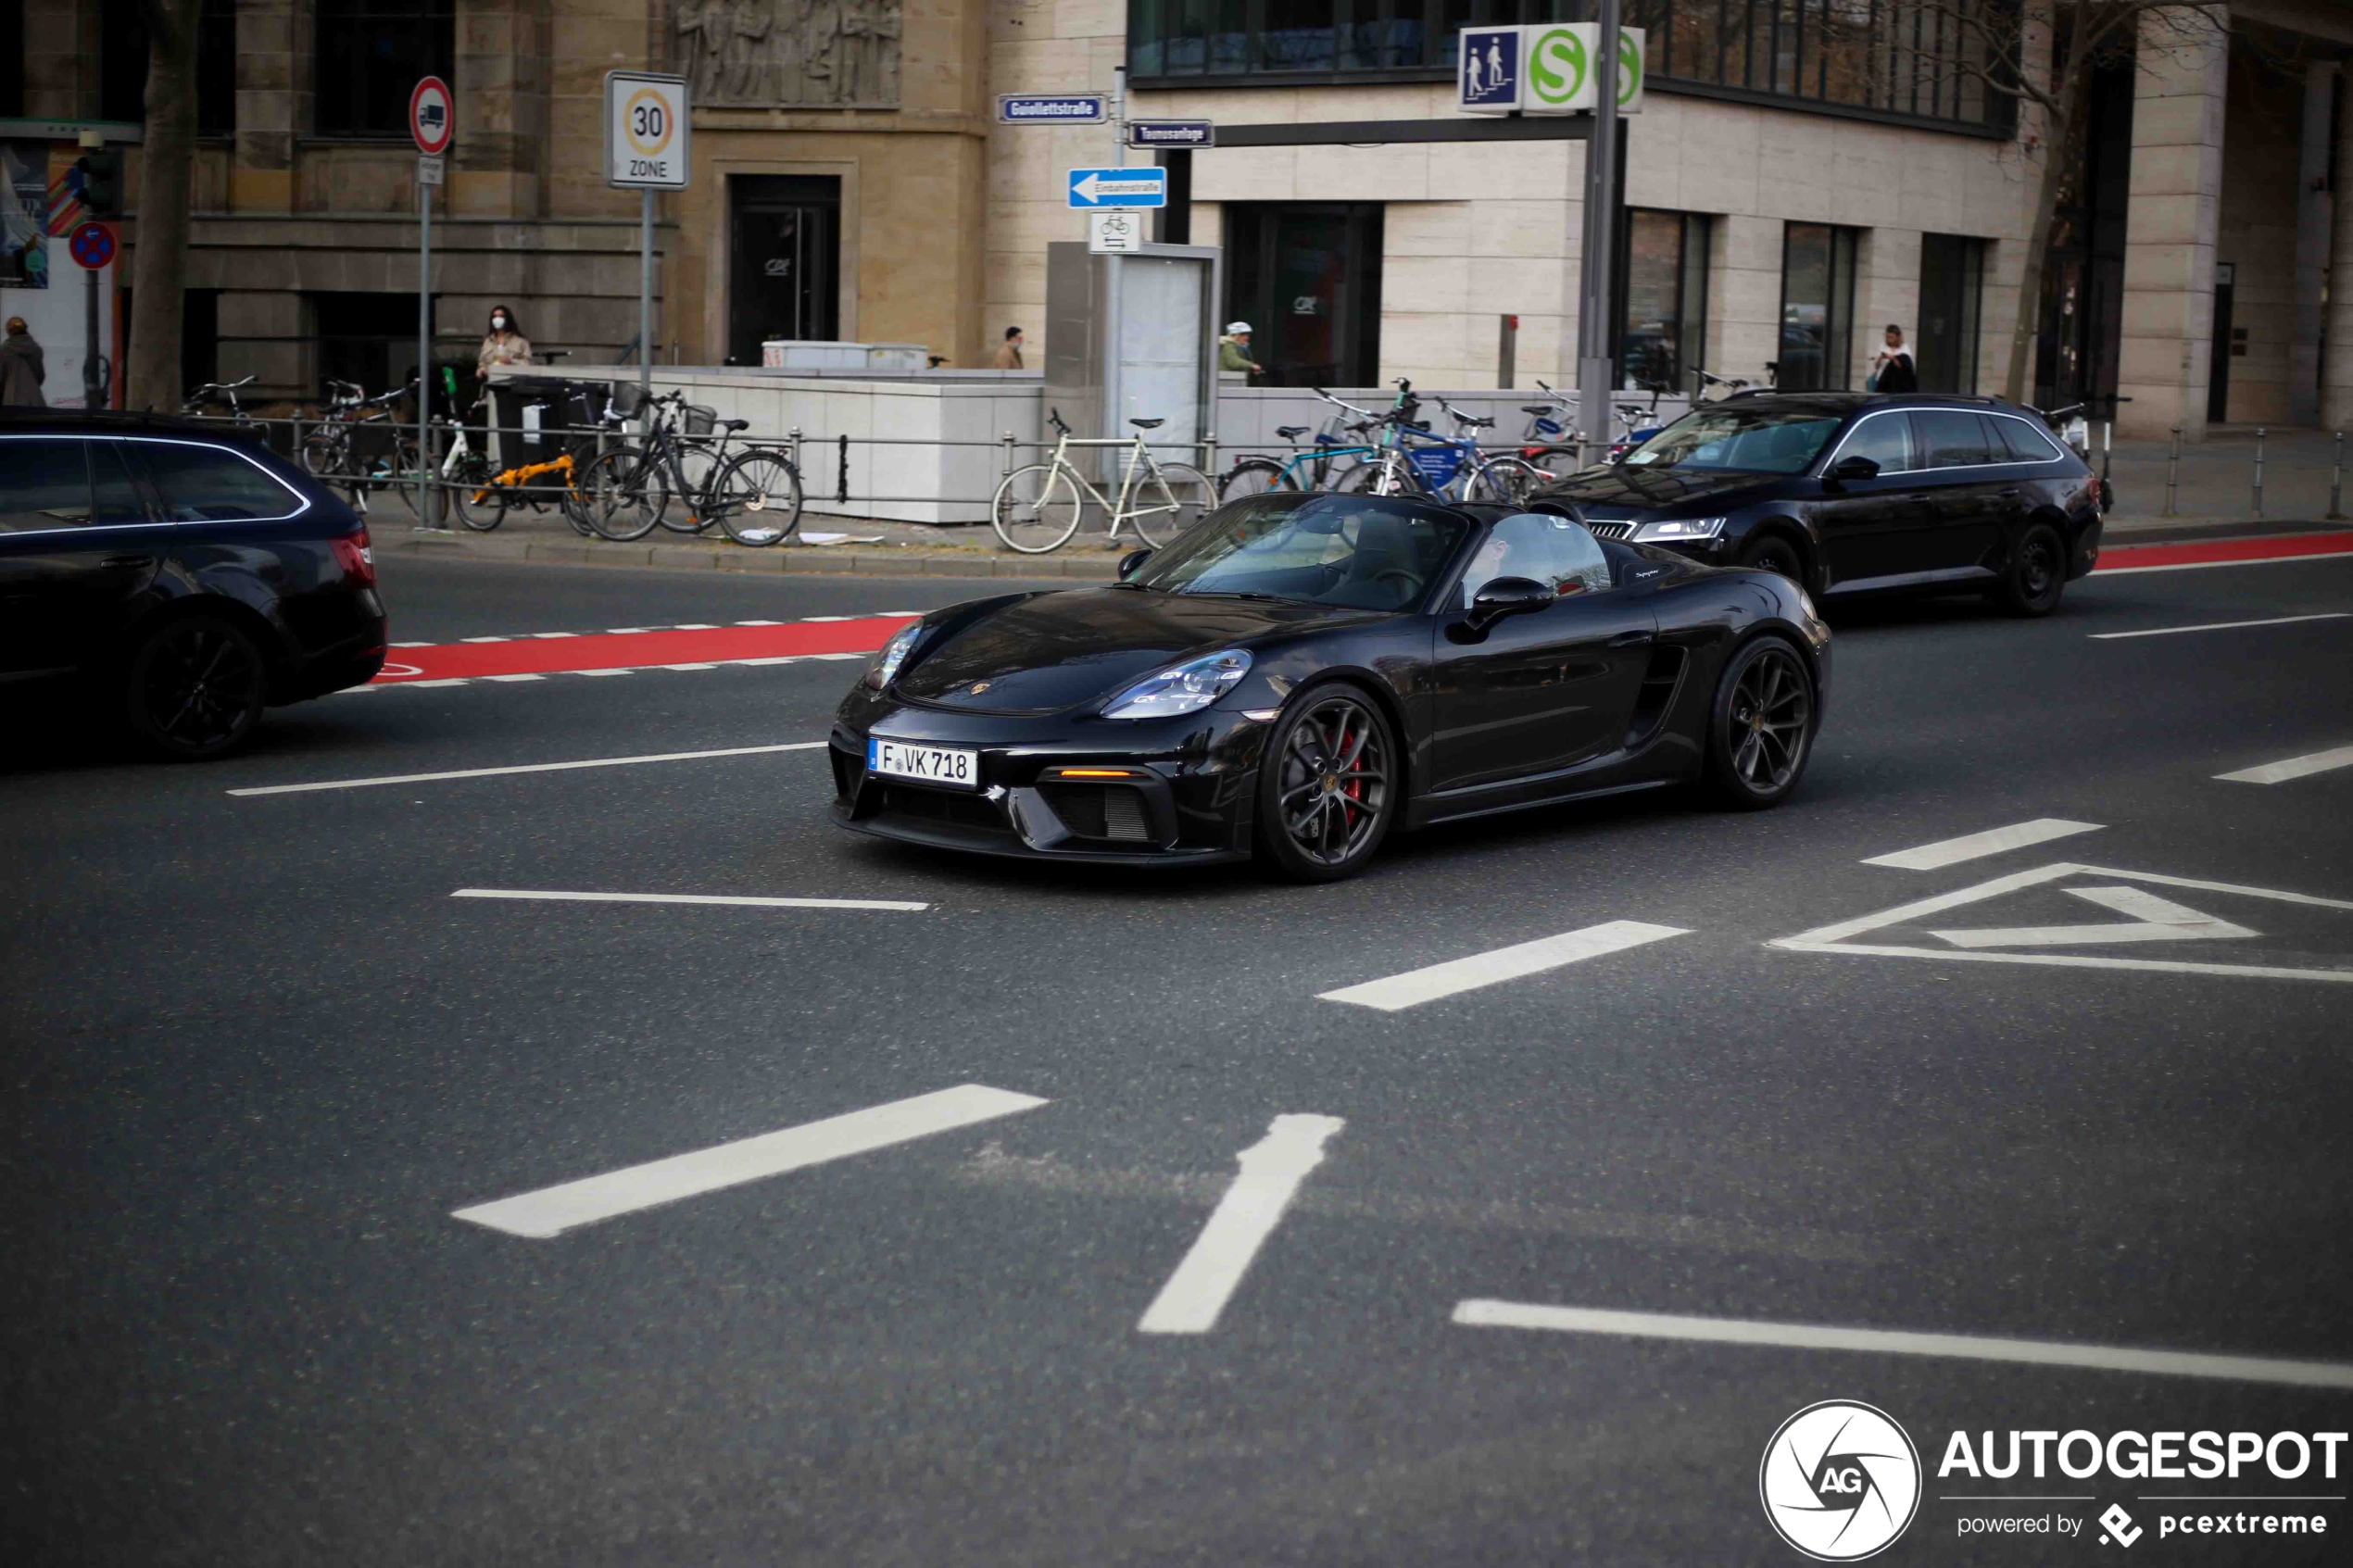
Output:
[[1633, 516, 1727, 541], [1103, 648, 1252, 720], [866, 622, 923, 689]]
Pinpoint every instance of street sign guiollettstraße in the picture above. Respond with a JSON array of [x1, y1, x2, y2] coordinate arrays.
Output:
[[1067, 168, 1166, 209], [998, 94, 1109, 125], [604, 71, 691, 189]]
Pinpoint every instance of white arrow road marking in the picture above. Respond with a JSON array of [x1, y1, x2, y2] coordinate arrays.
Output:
[[1451, 1301, 2353, 1391], [1317, 921, 1690, 1011], [2216, 744, 2353, 784], [1861, 818, 2103, 870], [1929, 884, 2258, 948], [454, 1084, 1049, 1238], [1772, 862, 2353, 983], [1139, 1115, 1344, 1335]]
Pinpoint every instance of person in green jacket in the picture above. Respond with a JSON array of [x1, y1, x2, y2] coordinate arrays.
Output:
[[1218, 320, 1261, 379]]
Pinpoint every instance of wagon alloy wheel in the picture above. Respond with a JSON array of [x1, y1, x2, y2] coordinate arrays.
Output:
[[125, 616, 268, 760], [1705, 636, 1815, 809], [1257, 688, 1398, 882]]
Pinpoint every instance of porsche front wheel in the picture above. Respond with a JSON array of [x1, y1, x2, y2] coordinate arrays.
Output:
[[1703, 635, 1815, 809], [1254, 684, 1399, 883]]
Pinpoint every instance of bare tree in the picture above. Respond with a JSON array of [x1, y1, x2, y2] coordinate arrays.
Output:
[[1881, 1, 2228, 404], [125, 0, 201, 410]]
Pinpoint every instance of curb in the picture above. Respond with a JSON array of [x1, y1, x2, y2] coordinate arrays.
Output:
[[384, 531, 1119, 579]]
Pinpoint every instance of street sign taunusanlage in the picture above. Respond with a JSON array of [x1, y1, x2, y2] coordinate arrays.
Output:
[[1127, 119, 1215, 149], [604, 71, 691, 189], [1067, 168, 1166, 208], [409, 76, 454, 156]]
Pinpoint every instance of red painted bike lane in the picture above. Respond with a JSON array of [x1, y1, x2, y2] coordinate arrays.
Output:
[[373, 614, 921, 682], [2094, 530, 2353, 574]]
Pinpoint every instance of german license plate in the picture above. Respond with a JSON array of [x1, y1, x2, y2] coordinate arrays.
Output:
[[868, 737, 980, 790]]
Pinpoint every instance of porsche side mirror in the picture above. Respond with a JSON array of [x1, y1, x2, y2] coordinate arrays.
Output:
[[1466, 576, 1554, 629], [1117, 547, 1153, 580], [1825, 454, 1880, 489]]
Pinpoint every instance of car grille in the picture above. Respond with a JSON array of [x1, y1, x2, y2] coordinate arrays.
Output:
[[876, 784, 1005, 834], [1581, 520, 1634, 540], [1038, 783, 1152, 843]]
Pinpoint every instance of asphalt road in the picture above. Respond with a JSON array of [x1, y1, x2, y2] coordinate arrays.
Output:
[[6, 552, 2351, 1565]]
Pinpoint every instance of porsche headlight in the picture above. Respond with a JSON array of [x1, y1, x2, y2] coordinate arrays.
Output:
[[1633, 516, 1728, 541], [865, 621, 923, 689], [1102, 648, 1252, 720]]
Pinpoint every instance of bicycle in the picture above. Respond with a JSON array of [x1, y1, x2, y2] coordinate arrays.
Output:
[[1335, 386, 1541, 503], [440, 380, 617, 534], [1510, 382, 1662, 482], [302, 378, 414, 483], [179, 373, 258, 423], [1692, 367, 1753, 401], [1215, 386, 1407, 501], [991, 408, 1213, 554], [581, 389, 804, 546]]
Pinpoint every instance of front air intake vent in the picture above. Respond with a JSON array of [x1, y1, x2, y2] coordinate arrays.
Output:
[[1038, 784, 1152, 843]]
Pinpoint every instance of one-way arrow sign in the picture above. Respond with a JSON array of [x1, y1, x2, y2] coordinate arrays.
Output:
[[1068, 167, 1166, 208]]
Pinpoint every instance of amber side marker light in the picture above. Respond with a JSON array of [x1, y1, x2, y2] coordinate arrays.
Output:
[[1048, 767, 1147, 780]]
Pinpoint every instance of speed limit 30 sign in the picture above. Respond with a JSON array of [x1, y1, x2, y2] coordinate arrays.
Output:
[[604, 71, 690, 189]]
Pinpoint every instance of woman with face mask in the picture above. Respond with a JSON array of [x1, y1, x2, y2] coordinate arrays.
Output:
[[477, 306, 533, 381]]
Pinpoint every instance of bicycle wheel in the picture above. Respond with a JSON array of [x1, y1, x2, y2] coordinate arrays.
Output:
[[1469, 455, 1548, 505], [711, 448, 804, 546], [992, 463, 1084, 554], [301, 428, 346, 479], [1337, 456, 1413, 497], [1217, 457, 1290, 503], [445, 448, 505, 532], [1129, 462, 1213, 547], [579, 446, 668, 542]]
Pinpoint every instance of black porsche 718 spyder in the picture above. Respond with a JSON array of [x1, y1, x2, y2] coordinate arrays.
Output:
[[828, 493, 1831, 882]]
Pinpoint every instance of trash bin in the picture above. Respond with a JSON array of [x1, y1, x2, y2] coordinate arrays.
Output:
[[485, 377, 597, 469]]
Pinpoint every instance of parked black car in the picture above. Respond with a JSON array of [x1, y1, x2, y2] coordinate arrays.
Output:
[[831, 492, 1829, 883], [1530, 393, 2107, 617], [0, 410, 387, 759]]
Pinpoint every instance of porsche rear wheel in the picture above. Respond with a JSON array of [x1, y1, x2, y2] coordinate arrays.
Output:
[[1254, 684, 1399, 883], [1703, 634, 1815, 809]]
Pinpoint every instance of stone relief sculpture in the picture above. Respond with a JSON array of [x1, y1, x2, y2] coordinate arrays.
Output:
[[678, 0, 903, 107]]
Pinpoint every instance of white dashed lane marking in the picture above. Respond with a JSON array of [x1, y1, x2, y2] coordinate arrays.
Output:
[[2216, 745, 2353, 785], [225, 741, 825, 797], [2089, 612, 2349, 641], [1860, 819, 2103, 871], [451, 888, 925, 911], [1318, 921, 1690, 1011]]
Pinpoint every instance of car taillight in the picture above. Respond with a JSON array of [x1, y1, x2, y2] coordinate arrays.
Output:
[[332, 529, 376, 587]]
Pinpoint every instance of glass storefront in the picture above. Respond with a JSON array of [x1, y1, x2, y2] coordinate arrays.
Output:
[[1222, 204, 1385, 387], [1618, 209, 1709, 395], [1917, 232, 1984, 394], [1778, 222, 1856, 391]]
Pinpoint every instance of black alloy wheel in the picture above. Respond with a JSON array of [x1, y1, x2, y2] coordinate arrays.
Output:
[[1704, 635, 1814, 809], [124, 615, 270, 760], [1994, 521, 2066, 617], [1737, 532, 1806, 585], [1255, 684, 1399, 882]]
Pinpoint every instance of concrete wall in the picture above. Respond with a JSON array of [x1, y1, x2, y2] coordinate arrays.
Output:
[[2211, 41, 2306, 426]]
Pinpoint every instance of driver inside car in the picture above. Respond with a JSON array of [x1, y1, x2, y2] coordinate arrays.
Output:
[[1462, 513, 1613, 607]]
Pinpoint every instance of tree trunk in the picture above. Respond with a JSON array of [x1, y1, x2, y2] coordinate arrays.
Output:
[[125, 0, 200, 411], [2002, 77, 2083, 406]]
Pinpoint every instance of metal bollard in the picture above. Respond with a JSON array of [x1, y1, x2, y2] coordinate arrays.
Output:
[[837, 433, 850, 505], [2252, 427, 2265, 520], [1202, 431, 1218, 483], [2099, 420, 2112, 488], [2163, 425, 2182, 517], [788, 425, 802, 473], [1002, 430, 1016, 478], [2333, 433, 2346, 521]]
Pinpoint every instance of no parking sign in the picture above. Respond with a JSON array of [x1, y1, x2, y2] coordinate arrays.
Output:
[[68, 221, 116, 270]]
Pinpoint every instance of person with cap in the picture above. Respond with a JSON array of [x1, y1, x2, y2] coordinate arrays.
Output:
[[1, 316, 45, 408], [1218, 321, 1262, 379]]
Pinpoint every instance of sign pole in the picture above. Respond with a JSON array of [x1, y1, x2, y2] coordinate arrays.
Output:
[[419, 172, 434, 523], [1577, 0, 1623, 467], [84, 262, 101, 409], [1106, 65, 1127, 448], [640, 187, 655, 404]]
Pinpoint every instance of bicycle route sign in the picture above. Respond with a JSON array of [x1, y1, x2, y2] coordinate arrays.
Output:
[[1068, 168, 1165, 208], [604, 71, 691, 189], [68, 220, 115, 270]]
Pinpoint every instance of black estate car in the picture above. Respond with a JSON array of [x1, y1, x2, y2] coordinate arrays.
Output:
[[1532, 393, 2107, 617], [0, 410, 387, 759], [832, 493, 1829, 883]]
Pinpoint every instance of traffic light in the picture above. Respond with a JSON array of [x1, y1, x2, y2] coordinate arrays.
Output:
[[76, 150, 123, 219]]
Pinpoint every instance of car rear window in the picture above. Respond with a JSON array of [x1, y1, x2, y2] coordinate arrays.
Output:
[[131, 439, 304, 521], [0, 439, 95, 531], [1994, 415, 2065, 462]]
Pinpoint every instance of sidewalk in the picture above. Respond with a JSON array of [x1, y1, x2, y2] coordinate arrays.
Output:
[[2101, 427, 2347, 529]]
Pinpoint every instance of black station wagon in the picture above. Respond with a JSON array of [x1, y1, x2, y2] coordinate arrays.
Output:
[[1532, 393, 2107, 617], [0, 410, 387, 759]]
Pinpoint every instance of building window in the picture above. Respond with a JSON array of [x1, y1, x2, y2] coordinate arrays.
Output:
[[1917, 232, 1983, 394], [1618, 208, 1708, 394], [310, 292, 429, 395], [1, 0, 23, 119], [1222, 204, 1384, 387], [315, 0, 455, 139], [1129, 0, 2010, 132], [99, 0, 239, 136], [1778, 222, 1856, 391]]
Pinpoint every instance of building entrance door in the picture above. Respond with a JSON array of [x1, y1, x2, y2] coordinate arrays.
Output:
[[2208, 263, 2234, 424], [728, 175, 841, 365], [1222, 204, 1381, 387]]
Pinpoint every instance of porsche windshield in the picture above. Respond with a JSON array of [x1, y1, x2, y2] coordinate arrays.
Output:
[[1621, 405, 1844, 473], [1129, 495, 1471, 611]]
